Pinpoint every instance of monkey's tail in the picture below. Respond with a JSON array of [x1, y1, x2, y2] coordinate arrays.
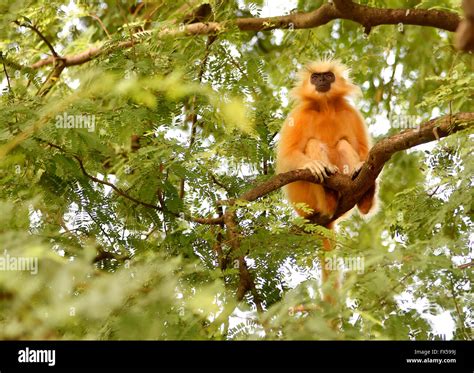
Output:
[[320, 221, 339, 303]]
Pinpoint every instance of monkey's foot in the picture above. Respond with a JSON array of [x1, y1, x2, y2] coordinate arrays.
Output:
[[302, 160, 339, 183], [351, 161, 365, 180]]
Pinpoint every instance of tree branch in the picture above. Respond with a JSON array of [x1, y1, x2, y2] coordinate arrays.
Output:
[[224, 209, 264, 313], [30, 2, 461, 69], [36, 112, 473, 228], [0, 52, 12, 93], [237, 1, 460, 32], [14, 20, 60, 58], [72, 153, 164, 211], [218, 113, 473, 226], [88, 13, 112, 39]]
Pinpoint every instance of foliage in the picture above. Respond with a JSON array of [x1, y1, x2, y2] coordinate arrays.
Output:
[[0, 0, 472, 340]]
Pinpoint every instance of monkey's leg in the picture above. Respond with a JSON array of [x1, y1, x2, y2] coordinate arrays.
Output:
[[335, 139, 361, 176], [284, 138, 330, 216], [303, 139, 339, 181], [303, 139, 339, 216], [336, 139, 375, 214]]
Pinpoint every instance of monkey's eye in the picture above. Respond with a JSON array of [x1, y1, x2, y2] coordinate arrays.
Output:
[[310, 73, 320, 83], [325, 72, 335, 82]]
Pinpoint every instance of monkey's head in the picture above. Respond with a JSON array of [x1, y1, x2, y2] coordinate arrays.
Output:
[[292, 59, 361, 103]]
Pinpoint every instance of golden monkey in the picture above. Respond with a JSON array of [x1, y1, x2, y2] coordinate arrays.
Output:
[[276, 59, 376, 299]]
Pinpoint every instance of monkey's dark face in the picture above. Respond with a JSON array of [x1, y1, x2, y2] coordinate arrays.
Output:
[[293, 60, 360, 102], [310, 71, 335, 93]]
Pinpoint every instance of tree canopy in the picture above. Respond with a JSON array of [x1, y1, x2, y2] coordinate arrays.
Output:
[[0, 0, 472, 340]]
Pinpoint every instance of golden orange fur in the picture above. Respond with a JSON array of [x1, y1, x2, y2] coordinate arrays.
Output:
[[291, 59, 361, 104], [277, 59, 375, 220], [276, 58, 376, 303]]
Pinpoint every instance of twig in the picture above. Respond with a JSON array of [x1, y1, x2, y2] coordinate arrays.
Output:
[[0, 52, 12, 92], [13, 20, 59, 58], [209, 172, 232, 196], [458, 261, 473, 269], [89, 13, 111, 38]]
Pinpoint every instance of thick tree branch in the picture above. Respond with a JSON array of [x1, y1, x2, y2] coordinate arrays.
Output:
[[238, 1, 460, 32], [218, 113, 473, 226], [331, 0, 460, 33], [30, 2, 460, 69], [327, 112, 472, 223], [35, 113, 473, 228]]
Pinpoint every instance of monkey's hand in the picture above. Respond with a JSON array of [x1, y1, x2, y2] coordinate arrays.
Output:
[[351, 161, 365, 180], [302, 160, 339, 183]]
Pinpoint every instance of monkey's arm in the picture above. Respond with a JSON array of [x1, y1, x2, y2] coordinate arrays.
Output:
[[276, 121, 312, 173], [277, 108, 320, 171], [277, 114, 337, 182]]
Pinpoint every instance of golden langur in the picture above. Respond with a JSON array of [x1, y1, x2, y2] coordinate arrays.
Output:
[[276, 59, 376, 299]]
